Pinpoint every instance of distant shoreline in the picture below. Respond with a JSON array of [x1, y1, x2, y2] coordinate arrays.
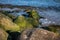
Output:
[[0, 4, 60, 10]]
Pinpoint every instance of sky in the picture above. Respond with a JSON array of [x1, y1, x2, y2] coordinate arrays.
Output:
[[0, 0, 60, 7]]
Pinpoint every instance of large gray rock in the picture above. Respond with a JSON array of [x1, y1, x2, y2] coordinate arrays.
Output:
[[0, 28, 8, 40], [18, 28, 60, 40]]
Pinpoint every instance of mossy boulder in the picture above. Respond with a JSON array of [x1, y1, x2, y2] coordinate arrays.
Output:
[[24, 9, 40, 27], [26, 18, 39, 27], [25, 9, 40, 20], [14, 16, 33, 32]]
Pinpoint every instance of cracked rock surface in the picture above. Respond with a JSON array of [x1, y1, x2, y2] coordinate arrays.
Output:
[[18, 28, 60, 40]]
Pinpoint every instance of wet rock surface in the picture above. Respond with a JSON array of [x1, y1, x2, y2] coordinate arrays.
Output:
[[18, 28, 60, 40]]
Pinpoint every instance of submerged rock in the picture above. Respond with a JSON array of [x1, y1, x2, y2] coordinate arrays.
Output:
[[18, 28, 60, 40], [0, 28, 8, 40], [0, 13, 20, 32]]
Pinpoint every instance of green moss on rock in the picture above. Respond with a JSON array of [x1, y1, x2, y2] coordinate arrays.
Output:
[[14, 16, 33, 32]]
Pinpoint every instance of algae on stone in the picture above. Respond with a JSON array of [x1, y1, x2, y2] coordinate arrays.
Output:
[[14, 16, 33, 32], [26, 9, 40, 20], [26, 18, 39, 27], [25, 9, 40, 27]]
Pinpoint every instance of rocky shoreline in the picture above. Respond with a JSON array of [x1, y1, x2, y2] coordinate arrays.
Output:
[[0, 4, 60, 40]]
